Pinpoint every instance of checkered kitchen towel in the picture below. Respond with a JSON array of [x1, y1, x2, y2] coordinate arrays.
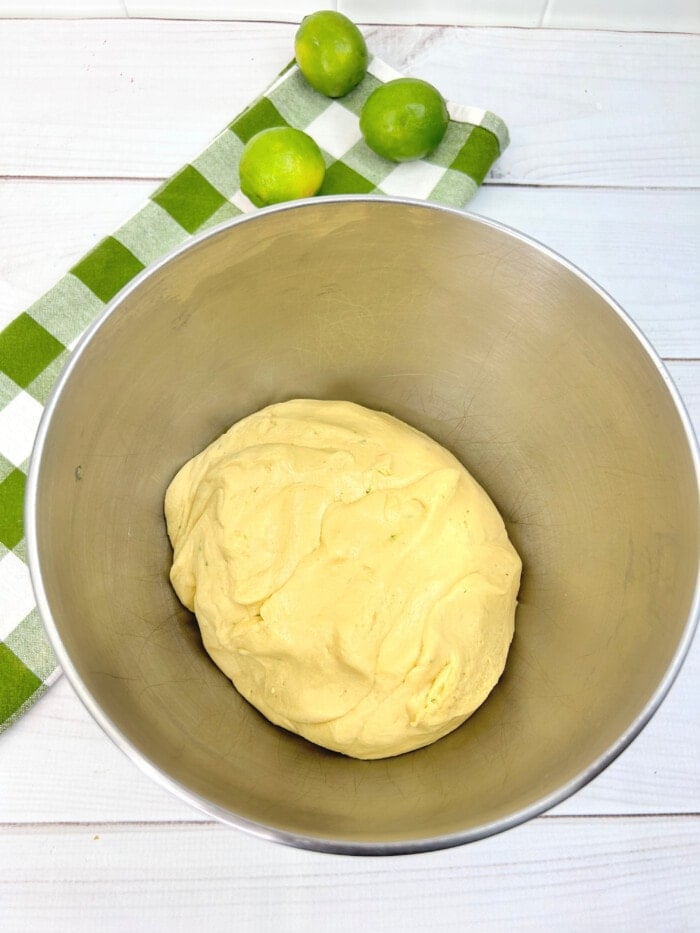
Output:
[[0, 56, 508, 732]]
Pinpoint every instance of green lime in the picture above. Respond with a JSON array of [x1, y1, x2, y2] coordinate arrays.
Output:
[[360, 78, 449, 162], [295, 10, 368, 98], [239, 127, 326, 207]]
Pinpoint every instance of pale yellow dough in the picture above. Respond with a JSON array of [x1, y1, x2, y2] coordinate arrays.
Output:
[[165, 399, 521, 759]]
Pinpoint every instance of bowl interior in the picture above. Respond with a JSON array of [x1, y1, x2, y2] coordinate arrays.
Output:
[[29, 198, 699, 852]]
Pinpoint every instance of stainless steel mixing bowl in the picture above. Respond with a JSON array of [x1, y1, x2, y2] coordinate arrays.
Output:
[[26, 197, 700, 854]]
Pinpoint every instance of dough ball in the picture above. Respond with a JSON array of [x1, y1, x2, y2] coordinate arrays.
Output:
[[165, 399, 521, 759]]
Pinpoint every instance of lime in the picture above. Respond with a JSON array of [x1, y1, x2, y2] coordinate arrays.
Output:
[[239, 127, 326, 207], [295, 10, 367, 98], [360, 78, 449, 162]]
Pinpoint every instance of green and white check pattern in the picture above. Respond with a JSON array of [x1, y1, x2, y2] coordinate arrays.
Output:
[[0, 56, 508, 732]]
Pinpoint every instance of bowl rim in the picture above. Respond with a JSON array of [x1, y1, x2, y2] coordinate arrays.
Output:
[[24, 194, 700, 856]]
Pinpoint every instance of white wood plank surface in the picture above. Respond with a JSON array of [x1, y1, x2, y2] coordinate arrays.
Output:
[[0, 22, 696, 186], [0, 17, 698, 928], [413, 27, 700, 188], [0, 20, 295, 179], [1, 818, 698, 931], [1, 0, 698, 33]]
